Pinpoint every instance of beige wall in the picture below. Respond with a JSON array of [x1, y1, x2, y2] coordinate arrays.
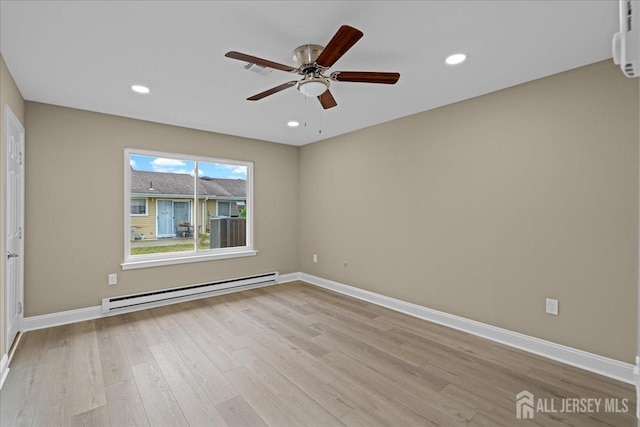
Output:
[[0, 54, 25, 358], [24, 102, 299, 317], [299, 61, 638, 363]]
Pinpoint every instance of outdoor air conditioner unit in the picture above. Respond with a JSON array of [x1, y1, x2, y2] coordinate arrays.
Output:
[[612, 0, 640, 78]]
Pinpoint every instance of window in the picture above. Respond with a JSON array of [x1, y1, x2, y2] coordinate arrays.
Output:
[[123, 149, 255, 269], [216, 201, 241, 217], [130, 198, 148, 216]]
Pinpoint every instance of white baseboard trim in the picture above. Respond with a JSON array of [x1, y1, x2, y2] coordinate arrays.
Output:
[[299, 272, 635, 385], [1, 331, 24, 390], [19, 271, 634, 385], [0, 354, 9, 390], [278, 272, 301, 284], [635, 357, 640, 418], [23, 306, 103, 332], [22, 280, 279, 332]]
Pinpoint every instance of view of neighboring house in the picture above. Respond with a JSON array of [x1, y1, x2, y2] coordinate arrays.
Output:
[[130, 168, 246, 239]]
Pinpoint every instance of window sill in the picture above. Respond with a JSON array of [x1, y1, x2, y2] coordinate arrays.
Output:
[[121, 249, 258, 270]]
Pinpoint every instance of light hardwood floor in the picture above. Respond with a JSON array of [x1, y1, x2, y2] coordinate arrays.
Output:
[[1, 281, 635, 426]]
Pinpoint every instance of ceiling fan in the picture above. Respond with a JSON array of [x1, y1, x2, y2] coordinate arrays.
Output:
[[225, 25, 400, 109]]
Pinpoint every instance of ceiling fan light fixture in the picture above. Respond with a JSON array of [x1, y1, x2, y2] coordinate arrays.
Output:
[[297, 75, 329, 97]]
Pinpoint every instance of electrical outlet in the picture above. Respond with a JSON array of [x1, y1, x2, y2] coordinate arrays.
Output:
[[313, 254, 318, 263], [343, 261, 348, 268], [546, 298, 558, 315], [108, 273, 117, 286]]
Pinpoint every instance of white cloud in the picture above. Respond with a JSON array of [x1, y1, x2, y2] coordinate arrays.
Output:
[[130, 159, 137, 169], [150, 158, 192, 174], [221, 165, 247, 178], [151, 158, 186, 167], [217, 164, 246, 174], [232, 166, 247, 175]]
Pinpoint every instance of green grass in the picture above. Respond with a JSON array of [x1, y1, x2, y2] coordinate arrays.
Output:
[[130, 244, 194, 255], [130, 242, 210, 256]]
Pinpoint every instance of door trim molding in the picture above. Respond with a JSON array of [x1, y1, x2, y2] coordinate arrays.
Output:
[[4, 105, 25, 352], [0, 353, 8, 389]]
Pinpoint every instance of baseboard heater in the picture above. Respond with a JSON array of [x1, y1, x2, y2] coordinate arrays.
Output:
[[101, 271, 279, 313]]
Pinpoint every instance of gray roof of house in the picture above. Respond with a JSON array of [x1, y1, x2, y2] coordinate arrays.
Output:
[[131, 169, 246, 198]]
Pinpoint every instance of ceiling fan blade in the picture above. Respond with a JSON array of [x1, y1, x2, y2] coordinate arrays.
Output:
[[318, 90, 337, 109], [247, 81, 297, 101], [225, 51, 297, 72], [331, 71, 400, 84], [315, 25, 364, 68]]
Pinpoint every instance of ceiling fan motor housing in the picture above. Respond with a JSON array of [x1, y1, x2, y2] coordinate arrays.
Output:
[[293, 44, 325, 71], [292, 44, 330, 96]]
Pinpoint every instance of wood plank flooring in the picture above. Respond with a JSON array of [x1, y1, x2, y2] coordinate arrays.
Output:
[[1, 281, 635, 426]]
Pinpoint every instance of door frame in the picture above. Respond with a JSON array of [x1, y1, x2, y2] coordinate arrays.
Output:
[[4, 106, 25, 352]]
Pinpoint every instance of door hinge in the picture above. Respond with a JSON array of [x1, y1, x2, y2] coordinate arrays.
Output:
[[18, 302, 22, 314], [18, 227, 22, 239], [18, 152, 23, 165]]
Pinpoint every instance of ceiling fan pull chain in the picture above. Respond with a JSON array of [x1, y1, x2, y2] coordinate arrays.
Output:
[[318, 102, 322, 134]]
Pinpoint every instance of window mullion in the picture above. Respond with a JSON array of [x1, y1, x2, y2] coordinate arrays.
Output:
[[194, 160, 198, 252]]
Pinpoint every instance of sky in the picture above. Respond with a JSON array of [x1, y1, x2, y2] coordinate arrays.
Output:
[[130, 154, 247, 180]]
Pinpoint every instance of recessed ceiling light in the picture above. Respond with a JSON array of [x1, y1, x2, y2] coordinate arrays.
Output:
[[287, 121, 299, 127], [131, 84, 150, 94], [445, 53, 467, 65]]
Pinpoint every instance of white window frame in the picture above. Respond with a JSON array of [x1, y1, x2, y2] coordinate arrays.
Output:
[[122, 148, 256, 270], [130, 198, 148, 216]]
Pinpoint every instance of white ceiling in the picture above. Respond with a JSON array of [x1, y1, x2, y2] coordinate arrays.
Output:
[[0, 1, 619, 146]]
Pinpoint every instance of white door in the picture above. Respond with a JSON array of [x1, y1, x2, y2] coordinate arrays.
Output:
[[157, 200, 174, 237], [5, 107, 25, 351]]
